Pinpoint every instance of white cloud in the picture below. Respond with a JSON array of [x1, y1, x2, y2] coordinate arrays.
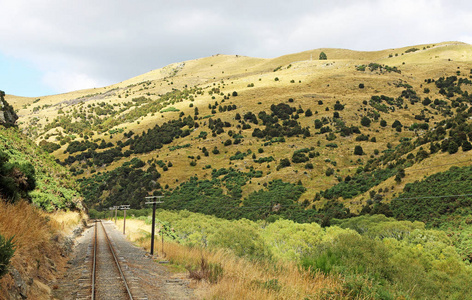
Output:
[[42, 71, 107, 94], [0, 0, 470, 95]]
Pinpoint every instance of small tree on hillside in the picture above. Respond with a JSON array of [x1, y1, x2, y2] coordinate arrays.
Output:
[[0, 234, 15, 278], [354, 145, 364, 155], [319, 52, 327, 60], [361, 116, 371, 127]]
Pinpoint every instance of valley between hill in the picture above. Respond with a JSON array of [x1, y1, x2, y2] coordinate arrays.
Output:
[[1, 41, 472, 298], [8, 42, 472, 217]]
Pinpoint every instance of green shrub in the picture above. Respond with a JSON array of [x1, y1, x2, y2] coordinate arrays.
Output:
[[325, 168, 334, 176], [360, 116, 371, 127], [354, 145, 364, 155], [405, 47, 419, 53], [278, 158, 291, 169], [0, 234, 15, 278]]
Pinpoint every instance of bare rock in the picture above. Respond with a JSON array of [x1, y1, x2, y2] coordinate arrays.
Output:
[[0, 91, 18, 126]]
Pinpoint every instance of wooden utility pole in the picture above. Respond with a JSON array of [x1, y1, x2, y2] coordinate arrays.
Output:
[[121, 205, 130, 235], [109, 207, 114, 220], [114, 206, 118, 224], [145, 196, 164, 256]]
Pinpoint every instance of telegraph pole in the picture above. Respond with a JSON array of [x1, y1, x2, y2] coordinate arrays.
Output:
[[145, 196, 164, 256], [114, 206, 118, 224], [121, 205, 130, 235]]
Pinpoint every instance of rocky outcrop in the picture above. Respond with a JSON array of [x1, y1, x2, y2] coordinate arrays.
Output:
[[8, 268, 29, 299], [0, 90, 18, 126]]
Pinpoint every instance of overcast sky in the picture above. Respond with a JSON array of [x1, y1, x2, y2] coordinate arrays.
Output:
[[1, 0, 471, 97]]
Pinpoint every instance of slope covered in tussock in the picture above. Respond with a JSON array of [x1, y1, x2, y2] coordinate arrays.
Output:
[[6, 42, 472, 220]]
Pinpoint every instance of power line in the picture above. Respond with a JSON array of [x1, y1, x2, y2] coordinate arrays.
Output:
[[405, 158, 471, 173], [392, 193, 472, 201], [194, 190, 472, 211]]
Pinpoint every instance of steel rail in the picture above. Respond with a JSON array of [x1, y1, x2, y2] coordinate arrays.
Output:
[[92, 220, 133, 300], [92, 220, 97, 300], [99, 220, 134, 300]]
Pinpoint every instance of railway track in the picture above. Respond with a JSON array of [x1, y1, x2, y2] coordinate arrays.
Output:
[[91, 219, 134, 299], [56, 219, 194, 300]]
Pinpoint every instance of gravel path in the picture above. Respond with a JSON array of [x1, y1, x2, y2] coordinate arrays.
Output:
[[52, 220, 196, 300]]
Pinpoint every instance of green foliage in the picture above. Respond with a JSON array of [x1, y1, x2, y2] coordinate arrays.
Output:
[[79, 160, 160, 209], [39, 140, 61, 153], [333, 215, 426, 239], [230, 151, 248, 160], [156, 168, 260, 218], [262, 219, 323, 261], [322, 165, 401, 200], [0, 233, 15, 278], [325, 168, 334, 176], [356, 65, 366, 71], [0, 127, 81, 211], [277, 158, 291, 169], [252, 107, 310, 138], [319, 52, 327, 60], [354, 145, 364, 155], [291, 150, 309, 163], [131, 210, 472, 299], [391, 166, 472, 225], [0, 150, 37, 202], [333, 101, 344, 111], [360, 116, 371, 127], [405, 47, 419, 53], [300, 228, 472, 299], [242, 179, 307, 221], [253, 156, 274, 163], [160, 106, 180, 113], [356, 63, 400, 74], [169, 143, 191, 151], [130, 119, 190, 154]]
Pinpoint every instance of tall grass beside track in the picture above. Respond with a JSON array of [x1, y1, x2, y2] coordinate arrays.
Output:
[[116, 218, 352, 300]]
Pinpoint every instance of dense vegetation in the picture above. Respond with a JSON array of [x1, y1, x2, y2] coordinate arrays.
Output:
[[95, 210, 472, 299], [0, 127, 82, 211], [0, 94, 84, 287], [390, 166, 472, 224]]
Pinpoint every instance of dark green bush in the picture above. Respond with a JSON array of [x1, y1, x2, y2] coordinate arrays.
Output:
[[0, 234, 15, 278]]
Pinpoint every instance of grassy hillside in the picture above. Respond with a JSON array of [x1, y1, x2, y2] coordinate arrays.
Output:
[[7, 42, 472, 218], [0, 126, 83, 211], [5, 42, 472, 299], [0, 92, 85, 298]]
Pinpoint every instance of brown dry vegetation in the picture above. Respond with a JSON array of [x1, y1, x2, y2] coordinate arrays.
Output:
[[0, 200, 83, 299]]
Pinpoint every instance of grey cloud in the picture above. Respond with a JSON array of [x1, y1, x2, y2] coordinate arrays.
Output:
[[0, 0, 470, 93]]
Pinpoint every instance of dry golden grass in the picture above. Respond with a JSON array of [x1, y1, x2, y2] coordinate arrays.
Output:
[[48, 209, 85, 235], [118, 218, 350, 300], [0, 201, 79, 299], [7, 42, 472, 209]]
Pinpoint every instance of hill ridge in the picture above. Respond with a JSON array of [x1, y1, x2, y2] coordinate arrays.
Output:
[[5, 41, 472, 220]]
